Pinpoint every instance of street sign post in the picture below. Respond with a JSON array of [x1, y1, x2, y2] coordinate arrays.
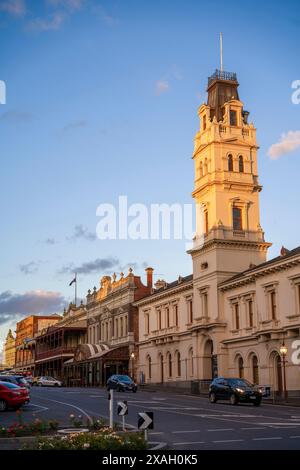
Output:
[[108, 389, 114, 429], [138, 412, 154, 442], [117, 401, 128, 431]]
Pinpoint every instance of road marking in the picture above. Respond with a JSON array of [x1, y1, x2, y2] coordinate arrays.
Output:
[[207, 428, 234, 432], [149, 432, 164, 435], [172, 441, 205, 446], [29, 404, 49, 414], [253, 437, 283, 441], [172, 430, 201, 434], [212, 439, 244, 443], [38, 398, 92, 423], [258, 422, 300, 427], [290, 436, 300, 439], [241, 427, 266, 430]]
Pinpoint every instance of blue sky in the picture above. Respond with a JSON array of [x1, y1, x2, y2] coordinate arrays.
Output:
[[0, 0, 300, 352]]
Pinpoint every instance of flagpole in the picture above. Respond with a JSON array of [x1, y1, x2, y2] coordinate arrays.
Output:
[[75, 273, 77, 307]]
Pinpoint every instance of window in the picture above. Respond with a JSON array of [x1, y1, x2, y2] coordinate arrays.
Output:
[[238, 357, 244, 378], [234, 303, 240, 330], [203, 115, 206, 130], [203, 292, 208, 317], [168, 353, 172, 377], [120, 318, 123, 337], [166, 307, 170, 328], [145, 313, 150, 334], [248, 299, 254, 327], [252, 355, 259, 384], [158, 310, 162, 330], [189, 348, 194, 376], [230, 110, 237, 126], [148, 356, 152, 379], [188, 300, 193, 323], [270, 291, 277, 320], [233, 207, 242, 231], [239, 155, 244, 173], [204, 210, 209, 234], [115, 319, 118, 338], [176, 352, 181, 376], [199, 162, 203, 177], [228, 154, 233, 172], [174, 304, 178, 326]]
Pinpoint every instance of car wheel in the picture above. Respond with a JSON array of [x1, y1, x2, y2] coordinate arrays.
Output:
[[133, 388, 137, 393], [117, 386, 123, 392], [230, 393, 238, 405], [209, 392, 217, 403], [38, 383, 43, 387], [0, 400, 7, 412], [54, 383, 58, 387], [253, 400, 261, 407]]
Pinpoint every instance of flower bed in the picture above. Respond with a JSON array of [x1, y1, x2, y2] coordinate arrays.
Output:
[[0, 412, 59, 438], [23, 428, 147, 450]]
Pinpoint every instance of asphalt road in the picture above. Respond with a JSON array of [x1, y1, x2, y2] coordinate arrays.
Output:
[[1, 386, 300, 450]]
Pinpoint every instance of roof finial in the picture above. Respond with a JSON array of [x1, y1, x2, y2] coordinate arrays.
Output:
[[220, 32, 223, 72]]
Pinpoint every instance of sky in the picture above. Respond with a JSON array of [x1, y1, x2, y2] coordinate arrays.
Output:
[[0, 0, 300, 356]]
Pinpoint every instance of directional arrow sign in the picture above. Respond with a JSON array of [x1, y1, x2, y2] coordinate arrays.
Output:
[[138, 412, 153, 430], [117, 401, 128, 416]]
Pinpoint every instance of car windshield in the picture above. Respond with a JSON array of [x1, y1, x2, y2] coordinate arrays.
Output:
[[116, 375, 132, 383], [0, 381, 19, 389], [16, 377, 27, 384], [228, 379, 254, 387]]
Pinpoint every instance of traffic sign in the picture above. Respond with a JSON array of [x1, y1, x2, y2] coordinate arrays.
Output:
[[138, 412, 153, 430], [117, 401, 128, 416]]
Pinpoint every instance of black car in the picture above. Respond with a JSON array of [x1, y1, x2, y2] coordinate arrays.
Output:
[[209, 377, 263, 406], [106, 375, 137, 393]]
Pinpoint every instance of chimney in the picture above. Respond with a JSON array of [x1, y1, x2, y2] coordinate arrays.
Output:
[[145, 267, 154, 288]]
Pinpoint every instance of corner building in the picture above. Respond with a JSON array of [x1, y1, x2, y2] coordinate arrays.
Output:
[[136, 69, 300, 396]]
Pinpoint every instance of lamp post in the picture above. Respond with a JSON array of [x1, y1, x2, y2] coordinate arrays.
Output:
[[130, 352, 135, 381], [280, 342, 288, 402]]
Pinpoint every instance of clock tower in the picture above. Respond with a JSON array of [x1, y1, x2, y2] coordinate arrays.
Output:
[[189, 69, 271, 327]]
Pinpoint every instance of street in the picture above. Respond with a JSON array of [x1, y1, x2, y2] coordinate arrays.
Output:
[[1, 387, 300, 450]]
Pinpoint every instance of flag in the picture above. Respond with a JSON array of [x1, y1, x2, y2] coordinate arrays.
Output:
[[69, 277, 76, 286]]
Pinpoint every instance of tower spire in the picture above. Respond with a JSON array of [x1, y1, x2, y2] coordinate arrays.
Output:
[[220, 32, 223, 72]]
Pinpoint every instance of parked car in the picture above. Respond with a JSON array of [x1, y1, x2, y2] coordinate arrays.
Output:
[[31, 376, 40, 386], [37, 376, 62, 387], [209, 377, 263, 406], [106, 374, 137, 393], [0, 375, 31, 390], [0, 381, 30, 411]]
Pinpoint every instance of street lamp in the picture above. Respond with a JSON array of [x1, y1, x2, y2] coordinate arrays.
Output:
[[280, 342, 288, 402], [130, 352, 135, 381]]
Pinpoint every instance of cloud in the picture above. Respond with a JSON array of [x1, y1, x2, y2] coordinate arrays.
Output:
[[67, 224, 96, 242], [0, 110, 33, 123], [0, 0, 26, 16], [19, 261, 39, 275], [268, 130, 300, 160], [44, 237, 57, 245], [155, 80, 169, 96], [0, 290, 67, 325], [47, 0, 85, 11], [26, 12, 65, 32], [61, 120, 88, 133], [59, 257, 120, 275]]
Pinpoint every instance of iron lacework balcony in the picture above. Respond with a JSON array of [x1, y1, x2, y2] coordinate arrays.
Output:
[[208, 69, 238, 86]]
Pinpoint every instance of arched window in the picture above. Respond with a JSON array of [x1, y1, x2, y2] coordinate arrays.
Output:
[[199, 162, 203, 177], [252, 355, 259, 384], [189, 348, 194, 376], [239, 155, 244, 173], [233, 207, 242, 231], [168, 353, 172, 377], [176, 351, 181, 376], [147, 356, 152, 380], [228, 154, 233, 171], [238, 357, 244, 378]]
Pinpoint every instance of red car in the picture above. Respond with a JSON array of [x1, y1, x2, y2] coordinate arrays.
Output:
[[0, 381, 30, 411]]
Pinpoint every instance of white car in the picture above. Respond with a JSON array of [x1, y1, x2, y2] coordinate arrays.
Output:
[[37, 376, 62, 387]]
